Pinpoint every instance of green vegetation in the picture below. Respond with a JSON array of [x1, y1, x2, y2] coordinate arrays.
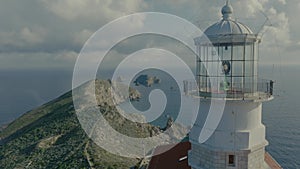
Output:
[[0, 80, 144, 169]]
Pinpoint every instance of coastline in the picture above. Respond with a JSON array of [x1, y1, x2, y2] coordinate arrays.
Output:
[[0, 124, 7, 145], [0, 122, 10, 143], [0, 124, 8, 132], [0, 121, 11, 132]]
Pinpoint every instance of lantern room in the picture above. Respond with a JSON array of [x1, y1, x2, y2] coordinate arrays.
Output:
[[194, 2, 272, 100]]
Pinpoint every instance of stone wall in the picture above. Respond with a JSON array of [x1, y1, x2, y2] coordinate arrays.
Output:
[[248, 148, 265, 169], [188, 143, 265, 169]]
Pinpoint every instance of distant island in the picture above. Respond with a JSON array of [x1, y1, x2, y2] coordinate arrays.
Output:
[[134, 75, 161, 87]]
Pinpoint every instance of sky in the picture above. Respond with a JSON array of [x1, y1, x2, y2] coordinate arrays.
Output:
[[0, 0, 299, 72]]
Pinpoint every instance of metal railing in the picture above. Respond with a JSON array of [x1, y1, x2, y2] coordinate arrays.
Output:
[[183, 79, 274, 100]]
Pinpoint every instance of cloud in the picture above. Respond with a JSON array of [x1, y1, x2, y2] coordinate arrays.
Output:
[[0, 51, 77, 70], [257, 6, 291, 66], [40, 0, 147, 21], [0, 26, 47, 52], [73, 29, 94, 47], [278, 0, 286, 5], [0, 0, 298, 68], [20, 27, 47, 44], [233, 0, 268, 17], [0, 0, 148, 53], [263, 7, 290, 45]]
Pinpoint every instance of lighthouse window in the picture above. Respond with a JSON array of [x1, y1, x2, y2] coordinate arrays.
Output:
[[221, 45, 232, 60], [233, 45, 244, 61], [200, 62, 207, 76], [254, 60, 258, 76], [245, 61, 254, 77], [228, 155, 236, 166], [245, 44, 254, 61], [232, 61, 244, 76]]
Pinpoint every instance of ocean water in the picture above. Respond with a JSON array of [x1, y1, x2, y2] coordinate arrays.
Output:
[[0, 65, 299, 168], [262, 65, 300, 169], [0, 69, 72, 125]]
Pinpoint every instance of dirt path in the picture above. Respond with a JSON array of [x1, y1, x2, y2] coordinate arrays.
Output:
[[84, 140, 94, 169]]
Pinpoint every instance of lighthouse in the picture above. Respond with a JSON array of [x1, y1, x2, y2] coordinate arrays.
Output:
[[188, 1, 274, 169]]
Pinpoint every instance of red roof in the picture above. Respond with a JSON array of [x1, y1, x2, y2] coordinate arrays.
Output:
[[265, 152, 283, 169], [148, 142, 191, 169]]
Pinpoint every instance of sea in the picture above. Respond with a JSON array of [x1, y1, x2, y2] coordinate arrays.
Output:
[[0, 65, 299, 169]]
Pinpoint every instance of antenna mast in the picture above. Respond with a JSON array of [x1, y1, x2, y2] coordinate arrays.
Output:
[[257, 10, 271, 36]]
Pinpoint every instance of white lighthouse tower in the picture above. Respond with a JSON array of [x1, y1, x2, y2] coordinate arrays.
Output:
[[188, 1, 274, 169]]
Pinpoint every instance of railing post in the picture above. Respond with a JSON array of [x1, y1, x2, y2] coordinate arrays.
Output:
[[270, 80, 274, 96]]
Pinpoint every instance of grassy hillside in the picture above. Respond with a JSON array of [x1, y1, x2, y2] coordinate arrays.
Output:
[[0, 80, 144, 169]]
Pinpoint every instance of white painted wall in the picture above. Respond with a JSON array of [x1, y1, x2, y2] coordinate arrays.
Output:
[[190, 99, 267, 151]]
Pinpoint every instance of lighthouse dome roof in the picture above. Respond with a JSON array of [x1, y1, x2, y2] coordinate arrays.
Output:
[[204, 19, 253, 36], [204, 2, 253, 36]]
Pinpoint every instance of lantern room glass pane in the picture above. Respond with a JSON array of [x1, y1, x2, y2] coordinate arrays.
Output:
[[225, 76, 232, 89], [197, 46, 201, 62], [245, 44, 254, 61], [253, 75, 258, 92], [245, 61, 254, 77], [253, 60, 258, 76], [200, 46, 206, 62], [220, 45, 232, 60], [206, 46, 213, 61], [232, 77, 243, 91], [209, 46, 219, 61], [244, 77, 254, 93], [233, 45, 244, 61], [200, 76, 207, 91], [221, 60, 232, 76], [209, 77, 220, 92], [200, 65, 206, 76], [200, 65, 207, 76], [202, 46, 217, 61], [232, 61, 244, 76], [219, 76, 231, 91], [207, 61, 220, 76]]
